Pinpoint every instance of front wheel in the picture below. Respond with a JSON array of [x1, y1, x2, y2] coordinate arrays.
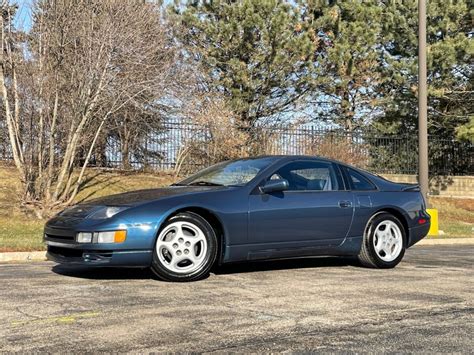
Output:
[[151, 212, 218, 282], [358, 213, 406, 268]]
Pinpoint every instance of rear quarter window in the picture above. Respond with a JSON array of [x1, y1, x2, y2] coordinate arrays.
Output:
[[346, 168, 377, 191]]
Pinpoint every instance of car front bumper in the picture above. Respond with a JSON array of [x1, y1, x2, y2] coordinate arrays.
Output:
[[46, 242, 153, 267], [44, 221, 157, 267]]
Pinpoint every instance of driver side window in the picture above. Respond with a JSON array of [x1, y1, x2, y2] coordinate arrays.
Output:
[[273, 161, 341, 191]]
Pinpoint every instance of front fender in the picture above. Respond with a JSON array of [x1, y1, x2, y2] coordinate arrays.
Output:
[[116, 192, 248, 251]]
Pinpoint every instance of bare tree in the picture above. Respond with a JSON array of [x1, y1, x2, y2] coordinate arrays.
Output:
[[106, 97, 172, 170], [174, 97, 250, 176], [0, 0, 179, 217]]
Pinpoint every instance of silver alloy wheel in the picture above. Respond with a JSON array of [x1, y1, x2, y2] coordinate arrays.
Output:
[[373, 220, 403, 262], [156, 221, 208, 274]]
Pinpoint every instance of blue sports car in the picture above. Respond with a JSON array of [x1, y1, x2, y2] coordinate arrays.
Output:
[[45, 156, 430, 281]]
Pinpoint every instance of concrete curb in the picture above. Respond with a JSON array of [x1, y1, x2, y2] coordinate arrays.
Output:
[[417, 237, 474, 246], [0, 238, 472, 263], [0, 251, 47, 262]]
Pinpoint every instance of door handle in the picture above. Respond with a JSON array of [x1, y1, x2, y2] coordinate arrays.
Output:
[[339, 200, 352, 208]]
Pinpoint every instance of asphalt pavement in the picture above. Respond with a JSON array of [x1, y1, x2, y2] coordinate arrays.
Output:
[[0, 244, 472, 352]]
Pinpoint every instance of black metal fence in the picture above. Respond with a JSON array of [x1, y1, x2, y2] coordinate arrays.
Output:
[[1, 120, 473, 175], [101, 121, 473, 175]]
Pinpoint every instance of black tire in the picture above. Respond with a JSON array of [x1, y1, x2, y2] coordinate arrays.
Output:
[[151, 212, 218, 282], [358, 212, 406, 268]]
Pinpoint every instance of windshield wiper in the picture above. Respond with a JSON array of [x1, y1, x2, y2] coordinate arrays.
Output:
[[188, 181, 225, 187]]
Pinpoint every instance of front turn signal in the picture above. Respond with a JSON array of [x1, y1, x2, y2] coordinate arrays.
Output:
[[95, 230, 127, 243], [113, 230, 127, 243]]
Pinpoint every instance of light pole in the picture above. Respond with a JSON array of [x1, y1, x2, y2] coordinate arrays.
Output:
[[418, 0, 429, 202]]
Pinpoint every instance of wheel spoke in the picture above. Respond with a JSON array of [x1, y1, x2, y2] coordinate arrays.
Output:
[[159, 243, 173, 254], [174, 222, 187, 240], [191, 234, 206, 247], [374, 238, 383, 252], [375, 229, 385, 241], [394, 238, 402, 247], [193, 247, 206, 261], [374, 229, 385, 252], [159, 225, 180, 243], [160, 239, 175, 248], [186, 250, 199, 263], [172, 254, 190, 269], [388, 226, 396, 238]]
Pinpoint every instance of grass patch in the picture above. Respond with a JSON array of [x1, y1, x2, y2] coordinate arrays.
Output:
[[429, 197, 474, 238], [0, 164, 472, 251], [0, 219, 45, 252], [74, 170, 177, 203], [0, 165, 175, 252]]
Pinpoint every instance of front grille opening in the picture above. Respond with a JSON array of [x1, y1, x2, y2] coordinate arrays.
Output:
[[45, 234, 74, 240], [48, 246, 84, 258], [48, 246, 114, 260]]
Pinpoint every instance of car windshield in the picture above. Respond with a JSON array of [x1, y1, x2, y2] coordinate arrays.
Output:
[[177, 158, 276, 187]]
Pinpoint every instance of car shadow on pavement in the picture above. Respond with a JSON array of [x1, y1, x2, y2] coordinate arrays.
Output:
[[52, 265, 154, 280], [214, 256, 359, 275], [51, 256, 359, 281], [51, 265, 212, 281]]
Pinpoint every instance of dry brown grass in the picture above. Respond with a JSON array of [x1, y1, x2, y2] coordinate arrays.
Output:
[[305, 135, 369, 168], [429, 197, 474, 237], [175, 99, 250, 176], [0, 165, 176, 252], [442, 198, 474, 213]]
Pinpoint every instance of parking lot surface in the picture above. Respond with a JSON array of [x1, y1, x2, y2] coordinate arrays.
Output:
[[0, 245, 472, 352]]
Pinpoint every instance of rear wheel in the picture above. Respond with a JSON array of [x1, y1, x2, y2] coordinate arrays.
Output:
[[151, 212, 218, 282], [358, 213, 406, 268]]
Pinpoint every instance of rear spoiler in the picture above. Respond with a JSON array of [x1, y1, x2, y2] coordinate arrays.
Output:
[[401, 184, 420, 192]]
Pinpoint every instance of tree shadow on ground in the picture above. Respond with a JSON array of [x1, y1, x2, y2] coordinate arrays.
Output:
[[429, 175, 454, 196], [51, 256, 360, 281], [75, 172, 122, 203]]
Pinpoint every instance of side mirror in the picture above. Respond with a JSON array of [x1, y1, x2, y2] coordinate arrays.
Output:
[[259, 179, 289, 194]]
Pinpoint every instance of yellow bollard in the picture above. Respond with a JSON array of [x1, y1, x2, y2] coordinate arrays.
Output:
[[427, 208, 439, 236]]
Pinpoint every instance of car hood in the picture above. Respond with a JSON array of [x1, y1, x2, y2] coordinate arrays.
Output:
[[84, 185, 226, 207]]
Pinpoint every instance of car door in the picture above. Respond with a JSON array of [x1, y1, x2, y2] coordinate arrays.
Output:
[[248, 160, 354, 247]]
